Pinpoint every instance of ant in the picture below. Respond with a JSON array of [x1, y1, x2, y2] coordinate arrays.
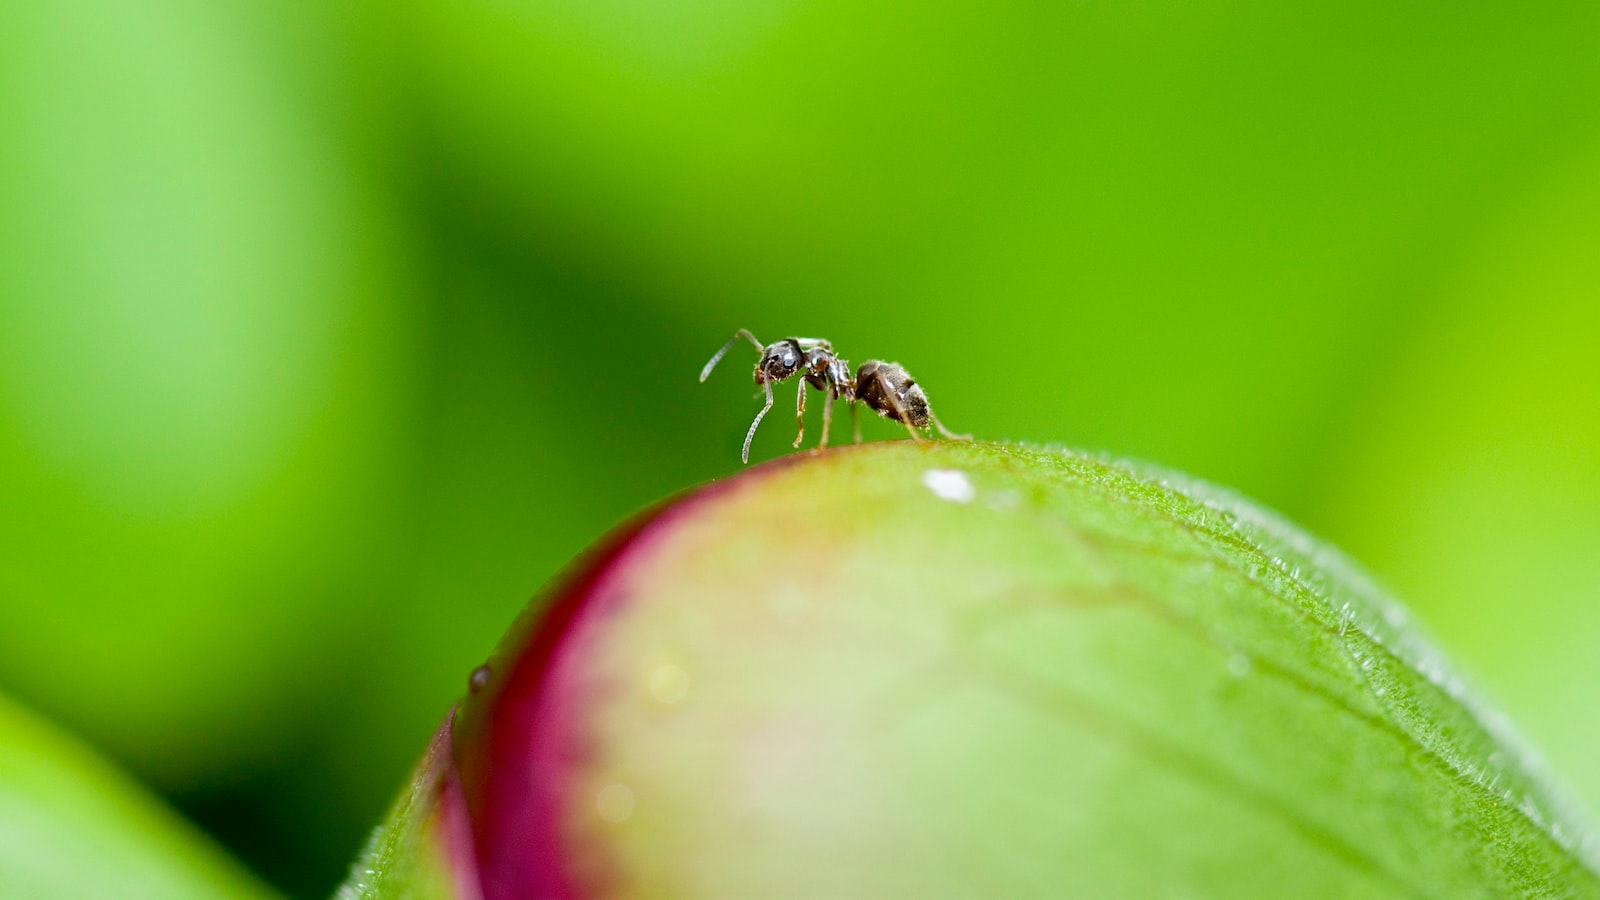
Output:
[[699, 329, 969, 463]]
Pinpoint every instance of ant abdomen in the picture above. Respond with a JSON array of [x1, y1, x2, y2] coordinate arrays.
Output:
[[854, 360, 930, 429]]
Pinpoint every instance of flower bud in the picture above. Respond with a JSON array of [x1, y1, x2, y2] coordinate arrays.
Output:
[[345, 442, 1600, 898]]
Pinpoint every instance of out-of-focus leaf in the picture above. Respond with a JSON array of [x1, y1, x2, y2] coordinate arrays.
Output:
[[0, 0, 419, 788], [351, 441, 1600, 898], [0, 692, 277, 900]]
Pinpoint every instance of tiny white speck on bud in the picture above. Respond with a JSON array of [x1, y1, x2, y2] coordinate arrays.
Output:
[[923, 469, 976, 503]]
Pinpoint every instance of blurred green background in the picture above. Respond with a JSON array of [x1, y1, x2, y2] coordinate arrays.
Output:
[[2, 1, 1597, 895]]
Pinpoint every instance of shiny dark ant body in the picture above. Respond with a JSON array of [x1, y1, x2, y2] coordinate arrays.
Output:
[[700, 329, 969, 463]]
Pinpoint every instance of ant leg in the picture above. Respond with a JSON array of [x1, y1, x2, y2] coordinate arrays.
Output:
[[873, 370, 924, 443], [819, 392, 833, 448], [792, 381, 807, 448], [928, 409, 972, 441], [700, 328, 763, 382], [851, 401, 862, 443], [742, 381, 774, 464]]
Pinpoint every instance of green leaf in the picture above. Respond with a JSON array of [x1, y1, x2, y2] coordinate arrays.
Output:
[[355, 441, 1600, 898], [0, 692, 277, 900]]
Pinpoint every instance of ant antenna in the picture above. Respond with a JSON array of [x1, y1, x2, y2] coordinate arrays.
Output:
[[743, 381, 775, 463], [701, 328, 764, 382]]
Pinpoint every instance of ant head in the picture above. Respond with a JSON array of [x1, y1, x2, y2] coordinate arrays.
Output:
[[755, 341, 802, 384]]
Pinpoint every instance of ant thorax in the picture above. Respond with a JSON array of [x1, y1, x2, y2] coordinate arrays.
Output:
[[804, 350, 853, 399]]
